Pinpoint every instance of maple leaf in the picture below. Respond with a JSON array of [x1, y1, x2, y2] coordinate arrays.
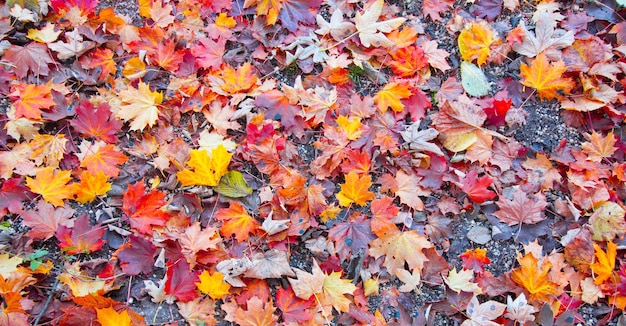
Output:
[[520, 52, 575, 100], [422, 0, 453, 22], [243, 0, 282, 25], [369, 230, 433, 277], [328, 214, 375, 260], [461, 295, 506, 326], [484, 97, 512, 127], [321, 271, 357, 313], [0, 254, 22, 278], [444, 268, 482, 294], [96, 307, 131, 326], [10, 83, 56, 120], [215, 202, 259, 242], [590, 241, 616, 285], [215, 62, 258, 94], [336, 171, 375, 207], [373, 82, 412, 113], [86, 48, 116, 80], [116, 234, 156, 276], [315, 8, 355, 41], [458, 21, 495, 65], [72, 171, 111, 203], [493, 189, 547, 226], [354, 0, 406, 48], [56, 214, 105, 255], [3, 42, 55, 78], [401, 125, 444, 156], [459, 170, 497, 204], [174, 222, 221, 267], [121, 181, 171, 234], [0, 177, 35, 215], [511, 252, 560, 303], [232, 297, 279, 326], [72, 101, 122, 143], [460, 248, 491, 274], [389, 45, 429, 77], [581, 131, 617, 162], [29, 133, 67, 168], [116, 81, 163, 131], [78, 141, 128, 178], [152, 39, 184, 71], [165, 260, 199, 303], [25, 167, 72, 207], [394, 170, 428, 210], [278, 0, 321, 33], [196, 271, 231, 299], [191, 37, 226, 70], [505, 293, 536, 323], [589, 201, 626, 241], [430, 96, 492, 152], [177, 146, 232, 187], [512, 11, 574, 58], [48, 29, 95, 60], [288, 260, 325, 300], [275, 287, 314, 323]]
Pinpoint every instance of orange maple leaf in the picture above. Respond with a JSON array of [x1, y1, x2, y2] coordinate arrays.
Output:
[[87, 48, 116, 80], [25, 167, 73, 207], [336, 171, 375, 207], [29, 134, 68, 168], [177, 146, 232, 187], [96, 307, 132, 326], [373, 82, 412, 113], [389, 45, 429, 77], [215, 202, 260, 242], [243, 0, 282, 25], [10, 83, 56, 120], [78, 141, 128, 178], [520, 52, 575, 100], [368, 230, 433, 277], [218, 62, 258, 94], [72, 171, 111, 203], [511, 252, 560, 303], [590, 241, 617, 285], [458, 21, 495, 66], [581, 131, 617, 162]]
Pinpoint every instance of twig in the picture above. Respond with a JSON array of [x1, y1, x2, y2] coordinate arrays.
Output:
[[32, 278, 59, 326]]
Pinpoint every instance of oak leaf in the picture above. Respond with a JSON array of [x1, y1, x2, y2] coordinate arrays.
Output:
[[116, 81, 163, 131], [369, 230, 433, 277], [25, 167, 72, 207], [520, 52, 575, 100], [215, 202, 259, 242], [458, 21, 495, 65], [493, 189, 547, 225], [354, 0, 406, 48], [336, 171, 375, 207], [590, 241, 616, 285], [511, 252, 560, 303], [196, 271, 231, 299], [177, 146, 232, 187]]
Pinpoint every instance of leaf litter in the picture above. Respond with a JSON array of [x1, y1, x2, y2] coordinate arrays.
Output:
[[1, 0, 626, 325]]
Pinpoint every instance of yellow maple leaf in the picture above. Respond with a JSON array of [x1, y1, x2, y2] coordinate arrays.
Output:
[[219, 62, 258, 94], [581, 131, 617, 162], [29, 133, 67, 168], [336, 171, 375, 207], [520, 52, 575, 100], [196, 270, 231, 299], [0, 254, 23, 278], [511, 252, 560, 303], [321, 271, 357, 313], [373, 82, 412, 113], [177, 145, 232, 187], [368, 230, 433, 277], [216, 13, 236, 28], [96, 307, 132, 326], [590, 241, 617, 285], [26, 167, 73, 207], [72, 171, 111, 203], [116, 81, 163, 131], [243, 0, 282, 25], [336, 115, 362, 140], [458, 21, 495, 66]]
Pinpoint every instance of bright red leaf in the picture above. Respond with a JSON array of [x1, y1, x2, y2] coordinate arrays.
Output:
[[121, 181, 171, 234], [56, 214, 105, 255], [459, 170, 497, 204]]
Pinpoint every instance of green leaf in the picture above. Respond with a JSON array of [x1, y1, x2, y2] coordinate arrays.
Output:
[[6, 0, 40, 13], [216, 171, 253, 198], [461, 61, 490, 97]]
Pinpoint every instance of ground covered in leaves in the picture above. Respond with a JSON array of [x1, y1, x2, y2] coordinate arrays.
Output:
[[2, 0, 626, 325]]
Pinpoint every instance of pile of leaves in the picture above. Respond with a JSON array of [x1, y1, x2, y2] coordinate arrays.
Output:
[[2, 0, 626, 324]]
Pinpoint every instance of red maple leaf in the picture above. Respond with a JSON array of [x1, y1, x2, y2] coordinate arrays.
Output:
[[275, 286, 315, 323], [459, 170, 497, 204], [73, 100, 122, 143], [122, 181, 171, 234], [56, 214, 105, 255], [484, 97, 512, 127], [165, 259, 198, 302], [116, 234, 157, 276], [0, 177, 34, 215], [459, 248, 491, 274]]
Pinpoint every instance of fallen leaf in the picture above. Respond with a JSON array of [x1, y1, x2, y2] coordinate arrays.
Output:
[[56, 214, 105, 255], [25, 167, 72, 207], [215, 202, 259, 242], [511, 252, 560, 303], [354, 0, 406, 48], [493, 189, 548, 226], [520, 52, 575, 100], [461, 295, 506, 326], [177, 146, 232, 187], [369, 230, 433, 277], [116, 81, 163, 131], [96, 307, 131, 326], [458, 21, 495, 65], [590, 241, 616, 285], [444, 268, 482, 294], [196, 271, 231, 299], [336, 171, 375, 207]]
